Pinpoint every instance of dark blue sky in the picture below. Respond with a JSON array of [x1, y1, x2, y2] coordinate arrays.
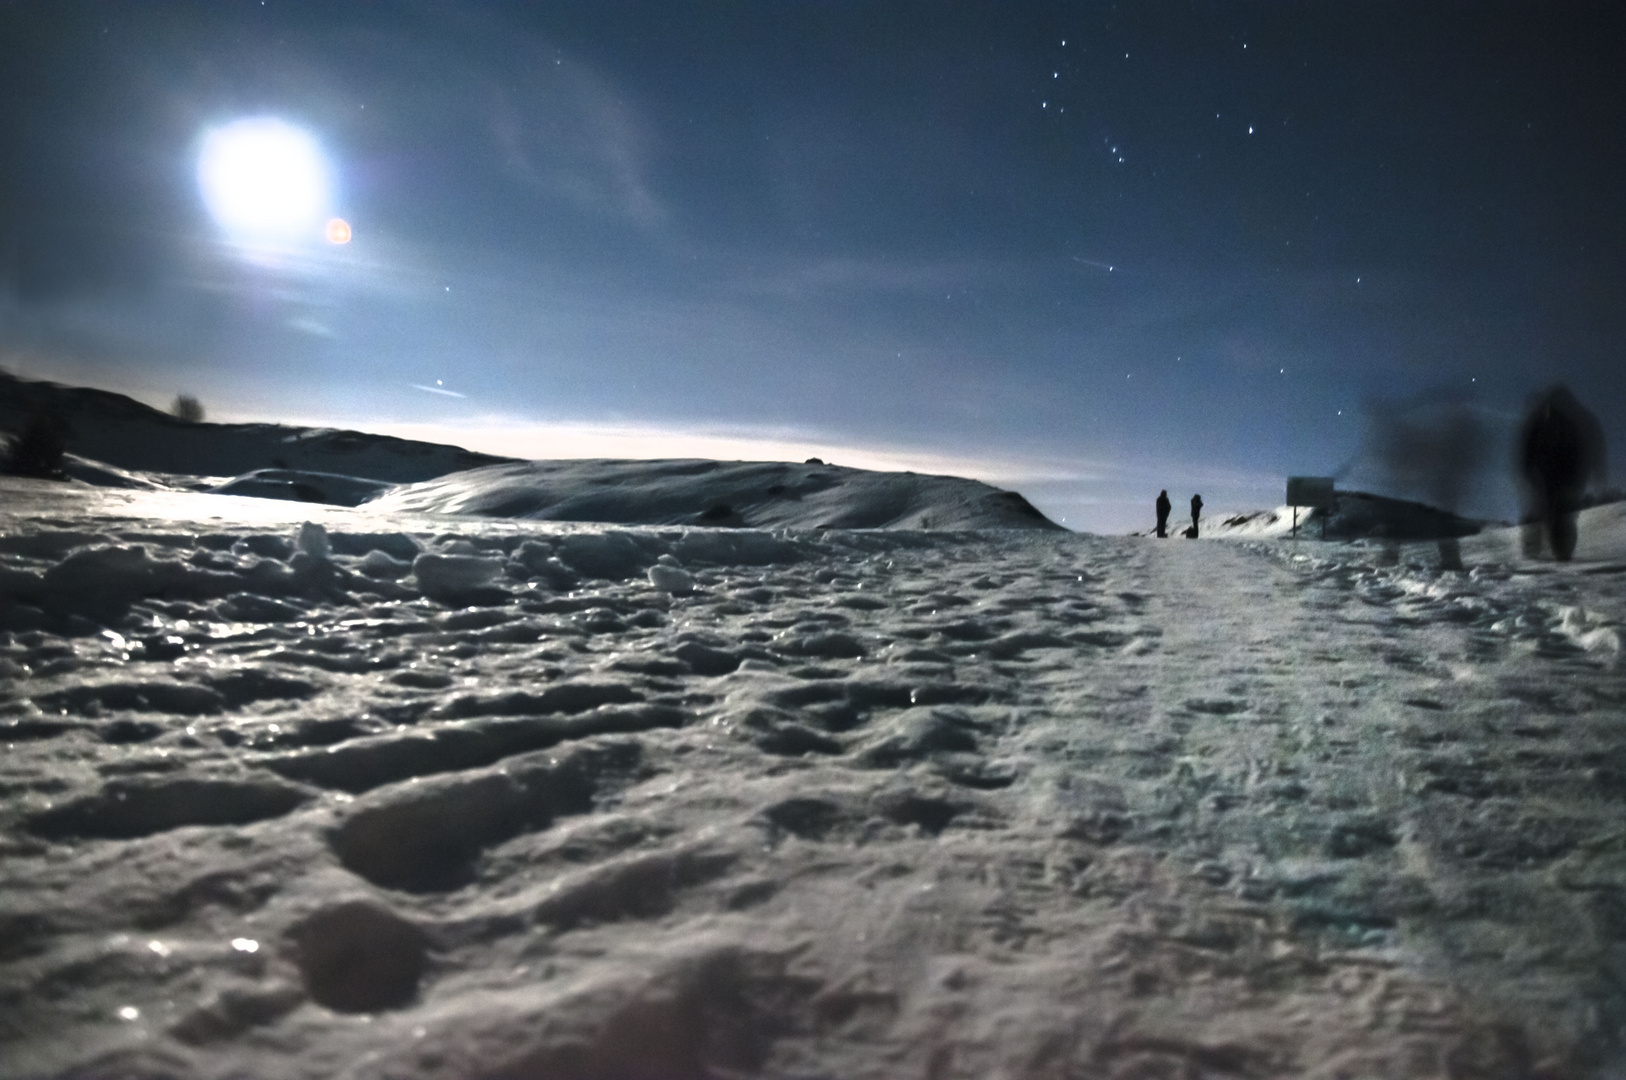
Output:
[[3, 1, 1623, 531]]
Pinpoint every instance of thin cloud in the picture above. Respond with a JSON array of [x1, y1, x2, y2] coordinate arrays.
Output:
[[286, 316, 334, 338], [488, 54, 667, 231]]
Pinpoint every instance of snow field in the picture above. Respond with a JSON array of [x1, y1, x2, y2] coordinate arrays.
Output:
[[1, 505, 1624, 1077]]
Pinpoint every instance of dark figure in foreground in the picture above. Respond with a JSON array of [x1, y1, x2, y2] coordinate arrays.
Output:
[[1155, 490, 1172, 537], [1518, 385, 1606, 561], [1186, 493, 1203, 538]]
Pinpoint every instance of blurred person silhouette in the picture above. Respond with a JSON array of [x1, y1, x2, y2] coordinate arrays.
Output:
[[1518, 385, 1606, 561], [1186, 493, 1203, 538], [1155, 490, 1171, 537]]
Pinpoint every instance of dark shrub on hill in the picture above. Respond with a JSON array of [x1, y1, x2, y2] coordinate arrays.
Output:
[[3, 409, 68, 478], [171, 394, 205, 423]]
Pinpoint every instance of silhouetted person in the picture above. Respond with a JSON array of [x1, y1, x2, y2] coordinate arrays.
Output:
[[1518, 384, 1606, 561], [1155, 490, 1171, 537], [1188, 493, 1203, 538]]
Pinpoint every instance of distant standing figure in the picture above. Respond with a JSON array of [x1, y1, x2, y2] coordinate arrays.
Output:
[[1189, 493, 1203, 538], [1518, 384, 1607, 561], [1155, 490, 1172, 537]]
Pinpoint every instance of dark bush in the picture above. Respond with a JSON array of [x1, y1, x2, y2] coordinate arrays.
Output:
[[171, 394, 205, 422], [3, 409, 68, 478]]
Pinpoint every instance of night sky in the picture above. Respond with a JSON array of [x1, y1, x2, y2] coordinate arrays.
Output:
[[2, 2, 1623, 532]]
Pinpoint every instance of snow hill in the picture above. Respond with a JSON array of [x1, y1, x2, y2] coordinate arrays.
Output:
[[0, 368, 514, 483], [367, 458, 1062, 530], [2, 477, 1625, 1078], [2, 371, 1060, 531]]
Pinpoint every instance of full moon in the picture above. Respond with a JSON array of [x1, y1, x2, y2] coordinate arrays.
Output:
[[197, 118, 330, 241]]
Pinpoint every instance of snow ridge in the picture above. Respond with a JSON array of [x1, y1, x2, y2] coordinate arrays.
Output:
[[367, 458, 1062, 530]]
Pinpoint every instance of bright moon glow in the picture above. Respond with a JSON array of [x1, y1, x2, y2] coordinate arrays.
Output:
[[326, 218, 352, 244], [198, 118, 330, 240]]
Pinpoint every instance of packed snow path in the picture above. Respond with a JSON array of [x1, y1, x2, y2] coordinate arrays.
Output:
[[2, 501, 1624, 1078]]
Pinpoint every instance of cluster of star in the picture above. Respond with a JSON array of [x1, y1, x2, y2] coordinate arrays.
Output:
[[1034, 33, 1270, 167]]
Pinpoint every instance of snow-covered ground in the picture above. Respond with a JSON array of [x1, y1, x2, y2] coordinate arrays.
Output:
[[3, 472, 1625, 1079]]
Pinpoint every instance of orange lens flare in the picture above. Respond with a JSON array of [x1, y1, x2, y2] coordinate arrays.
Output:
[[325, 218, 352, 244]]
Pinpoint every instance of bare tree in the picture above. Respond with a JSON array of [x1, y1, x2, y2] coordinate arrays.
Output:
[[171, 394, 205, 423], [2, 409, 68, 478]]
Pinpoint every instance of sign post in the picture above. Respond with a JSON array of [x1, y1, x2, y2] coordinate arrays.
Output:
[[1285, 477, 1337, 540]]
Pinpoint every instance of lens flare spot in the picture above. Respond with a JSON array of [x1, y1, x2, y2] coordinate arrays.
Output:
[[326, 218, 352, 244]]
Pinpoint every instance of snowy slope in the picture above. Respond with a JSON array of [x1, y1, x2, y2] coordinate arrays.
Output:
[[1463, 500, 1626, 564], [3, 372, 1058, 529], [366, 458, 1063, 530], [2, 478, 1625, 1078], [209, 469, 393, 508], [0, 369, 514, 483]]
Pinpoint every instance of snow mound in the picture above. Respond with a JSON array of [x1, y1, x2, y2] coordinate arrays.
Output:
[[209, 469, 392, 507], [3, 372, 1060, 529], [365, 458, 1062, 530]]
